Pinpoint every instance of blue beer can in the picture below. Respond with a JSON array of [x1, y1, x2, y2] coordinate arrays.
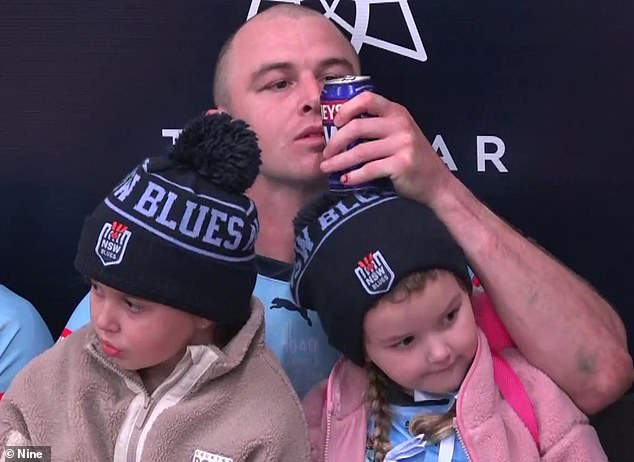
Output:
[[320, 75, 391, 192]]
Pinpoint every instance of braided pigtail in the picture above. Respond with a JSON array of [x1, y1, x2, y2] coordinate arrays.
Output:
[[366, 362, 393, 462]]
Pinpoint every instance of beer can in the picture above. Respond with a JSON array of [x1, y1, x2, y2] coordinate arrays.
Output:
[[320, 75, 391, 192]]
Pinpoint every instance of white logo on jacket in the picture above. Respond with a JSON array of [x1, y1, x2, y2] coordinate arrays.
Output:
[[192, 448, 233, 462]]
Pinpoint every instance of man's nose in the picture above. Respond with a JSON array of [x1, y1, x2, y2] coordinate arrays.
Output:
[[299, 75, 322, 115]]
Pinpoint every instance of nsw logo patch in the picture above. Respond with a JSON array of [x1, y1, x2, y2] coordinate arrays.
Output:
[[95, 221, 131, 266], [354, 250, 395, 294]]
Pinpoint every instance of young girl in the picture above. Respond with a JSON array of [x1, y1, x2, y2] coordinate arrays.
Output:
[[290, 189, 607, 462], [0, 113, 310, 461]]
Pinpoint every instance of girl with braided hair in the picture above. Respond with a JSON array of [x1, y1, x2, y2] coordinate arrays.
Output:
[[291, 189, 607, 461], [362, 270, 468, 462]]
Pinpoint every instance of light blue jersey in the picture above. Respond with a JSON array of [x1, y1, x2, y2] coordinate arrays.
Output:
[[0, 285, 54, 396], [366, 396, 469, 462], [63, 256, 340, 397], [254, 257, 341, 397]]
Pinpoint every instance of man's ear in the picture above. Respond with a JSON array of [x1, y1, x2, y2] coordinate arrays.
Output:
[[196, 316, 213, 330], [206, 107, 233, 117]]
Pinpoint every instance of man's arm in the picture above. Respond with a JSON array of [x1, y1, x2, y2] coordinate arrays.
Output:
[[430, 175, 632, 414], [321, 92, 633, 414]]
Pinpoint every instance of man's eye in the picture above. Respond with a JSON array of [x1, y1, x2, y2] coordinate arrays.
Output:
[[268, 80, 290, 90]]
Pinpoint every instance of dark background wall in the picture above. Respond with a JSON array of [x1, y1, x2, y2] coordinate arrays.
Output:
[[1, 1, 632, 358]]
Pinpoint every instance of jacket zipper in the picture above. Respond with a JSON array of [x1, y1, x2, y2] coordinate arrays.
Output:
[[89, 343, 184, 462], [453, 420, 472, 462], [126, 391, 167, 462], [124, 359, 192, 462], [450, 330, 483, 462], [323, 407, 333, 462], [453, 417, 473, 462]]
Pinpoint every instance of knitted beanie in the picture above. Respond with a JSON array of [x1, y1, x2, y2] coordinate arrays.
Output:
[[75, 113, 261, 324], [290, 189, 470, 365]]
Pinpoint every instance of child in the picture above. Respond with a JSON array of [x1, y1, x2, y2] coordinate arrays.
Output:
[[290, 189, 607, 461], [0, 114, 310, 461]]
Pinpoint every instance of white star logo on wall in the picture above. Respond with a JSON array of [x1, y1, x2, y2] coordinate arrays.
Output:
[[246, 0, 428, 62]]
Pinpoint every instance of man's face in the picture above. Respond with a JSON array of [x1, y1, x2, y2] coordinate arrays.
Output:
[[222, 15, 360, 187]]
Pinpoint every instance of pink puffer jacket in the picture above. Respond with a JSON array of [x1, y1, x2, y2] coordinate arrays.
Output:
[[303, 297, 607, 462]]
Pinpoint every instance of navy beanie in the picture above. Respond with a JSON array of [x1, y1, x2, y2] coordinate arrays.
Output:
[[75, 113, 261, 324], [290, 189, 470, 366]]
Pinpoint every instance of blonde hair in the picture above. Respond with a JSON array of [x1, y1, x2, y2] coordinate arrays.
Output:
[[383, 270, 439, 303], [366, 362, 392, 462], [408, 402, 457, 444], [365, 270, 463, 459]]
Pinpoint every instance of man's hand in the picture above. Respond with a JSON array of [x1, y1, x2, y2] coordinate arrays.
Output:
[[320, 91, 451, 206]]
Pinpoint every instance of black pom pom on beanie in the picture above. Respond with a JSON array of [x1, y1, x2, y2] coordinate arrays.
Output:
[[170, 113, 260, 194], [75, 113, 261, 324]]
